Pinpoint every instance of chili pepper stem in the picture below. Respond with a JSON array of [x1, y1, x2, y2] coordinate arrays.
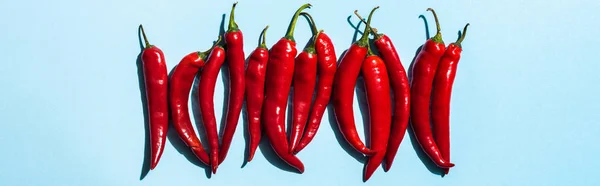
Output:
[[197, 39, 219, 59], [366, 43, 375, 56], [258, 25, 269, 49], [300, 12, 318, 36], [298, 12, 317, 54], [284, 3, 312, 42], [353, 11, 381, 40], [300, 12, 322, 55], [198, 50, 210, 60], [427, 8, 444, 43], [454, 23, 470, 48], [139, 24, 152, 49], [356, 6, 379, 47], [227, 2, 240, 32], [214, 35, 224, 47]]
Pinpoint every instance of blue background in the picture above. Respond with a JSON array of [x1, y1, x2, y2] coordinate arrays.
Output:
[[1, 0, 599, 185]]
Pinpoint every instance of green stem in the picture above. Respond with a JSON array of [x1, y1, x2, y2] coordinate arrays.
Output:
[[198, 49, 211, 60], [284, 3, 312, 42], [304, 42, 316, 53], [139, 24, 152, 49], [299, 12, 317, 54], [366, 43, 375, 56], [259, 25, 269, 49], [300, 12, 318, 36], [214, 35, 224, 48], [427, 8, 443, 43], [454, 23, 470, 48], [227, 2, 239, 32], [357, 6, 379, 47], [354, 10, 381, 40], [197, 36, 221, 60]]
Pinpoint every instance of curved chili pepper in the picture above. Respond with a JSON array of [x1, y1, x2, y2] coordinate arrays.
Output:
[[410, 8, 454, 168], [288, 18, 318, 153], [262, 3, 311, 173], [331, 7, 379, 156], [293, 12, 337, 154], [220, 2, 246, 165], [361, 50, 392, 182], [169, 48, 212, 166], [354, 12, 411, 172], [432, 23, 470, 174], [198, 37, 226, 174], [139, 25, 169, 170], [245, 26, 270, 162]]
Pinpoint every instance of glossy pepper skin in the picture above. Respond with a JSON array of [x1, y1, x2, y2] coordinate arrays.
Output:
[[410, 8, 454, 169], [262, 3, 311, 173], [245, 26, 270, 162], [294, 13, 337, 154], [362, 54, 392, 182], [355, 13, 412, 171], [288, 20, 318, 153], [332, 7, 379, 156], [139, 25, 169, 170], [169, 50, 211, 166], [198, 37, 226, 174], [220, 2, 246, 165], [431, 23, 469, 174]]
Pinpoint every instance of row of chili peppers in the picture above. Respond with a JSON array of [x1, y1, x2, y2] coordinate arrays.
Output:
[[138, 3, 469, 181]]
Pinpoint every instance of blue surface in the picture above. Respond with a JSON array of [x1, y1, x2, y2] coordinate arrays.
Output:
[[1, 0, 599, 185]]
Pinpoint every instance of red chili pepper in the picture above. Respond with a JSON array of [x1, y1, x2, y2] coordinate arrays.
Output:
[[220, 2, 246, 165], [139, 25, 169, 170], [198, 37, 226, 174], [354, 12, 411, 172], [288, 18, 318, 153], [169, 48, 212, 166], [431, 23, 469, 174], [332, 7, 379, 156], [262, 3, 311, 173], [245, 26, 270, 162], [361, 50, 392, 182], [410, 8, 455, 168], [293, 12, 337, 154]]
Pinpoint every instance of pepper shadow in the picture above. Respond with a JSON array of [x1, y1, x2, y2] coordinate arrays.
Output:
[[419, 14, 431, 40], [185, 32, 230, 178], [355, 77, 371, 154], [286, 85, 295, 152], [286, 87, 293, 150], [257, 128, 301, 173], [190, 71, 214, 178], [406, 14, 444, 177], [350, 15, 371, 162], [326, 54, 366, 163], [136, 26, 151, 180], [347, 15, 365, 43], [218, 13, 230, 144], [241, 27, 269, 168], [285, 37, 315, 154], [240, 82, 250, 168], [324, 16, 368, 164], [166, 53, 216, 178]]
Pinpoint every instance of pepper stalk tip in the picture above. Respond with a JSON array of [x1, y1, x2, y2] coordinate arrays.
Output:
[[356, 6, 379, 46], [426, 8, 444, 43], [284, 3, 312, 41], [139, 24, 151, 49], [454, 23, 470, 48], [259, 25, 269, 48], [354, 10, 381, 40], [227, 2, 240, 32]]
